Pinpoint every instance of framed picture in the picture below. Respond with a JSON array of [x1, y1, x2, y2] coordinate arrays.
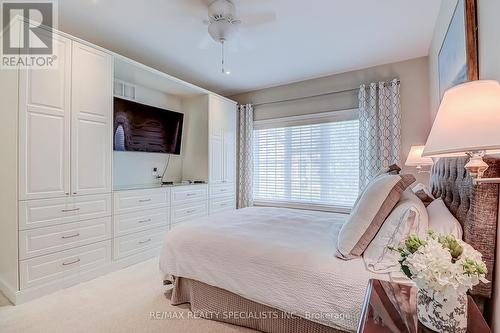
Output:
[[438, 0, 478, 99]]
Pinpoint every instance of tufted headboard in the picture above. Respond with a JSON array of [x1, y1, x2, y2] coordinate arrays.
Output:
[[430, 157, 500, 302]]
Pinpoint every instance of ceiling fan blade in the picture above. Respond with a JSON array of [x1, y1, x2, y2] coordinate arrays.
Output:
[[162, 0, 208, 19], [239, 12, 276, 27]]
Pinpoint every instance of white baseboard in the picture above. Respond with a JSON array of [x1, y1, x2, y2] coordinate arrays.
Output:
[[0, 276, 17, 304]]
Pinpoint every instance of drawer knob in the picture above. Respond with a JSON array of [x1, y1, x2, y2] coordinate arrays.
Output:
[[138, 218, 151, 224], [61, 208, 80, 212], [62, 258, 80, 266], [186, 193, 196, 197], [186, 209, 196, 214], [61, 233, 80, 239], [139, 199, 152, 203], [138, 238, 152, 244]]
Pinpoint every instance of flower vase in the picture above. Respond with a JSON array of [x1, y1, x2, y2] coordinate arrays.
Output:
[[416, 288, 467, 333]]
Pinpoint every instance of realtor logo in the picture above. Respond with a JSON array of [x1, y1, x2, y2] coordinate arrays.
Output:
[[1, 0, 58, 68]]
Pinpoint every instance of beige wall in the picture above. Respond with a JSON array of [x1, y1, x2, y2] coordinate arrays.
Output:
[[428, 0, 459, 121], [230, 57, 432, 184], [428, 0, 500, 330]]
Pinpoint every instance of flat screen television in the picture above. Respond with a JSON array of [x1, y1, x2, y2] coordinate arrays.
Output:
[[113, 97, 183, 154]]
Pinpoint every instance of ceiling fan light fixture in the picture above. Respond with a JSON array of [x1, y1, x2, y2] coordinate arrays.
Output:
[[208, 19, 237, 42], [208, 0, 236, 20]]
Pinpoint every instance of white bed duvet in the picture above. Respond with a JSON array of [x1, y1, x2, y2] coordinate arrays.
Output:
[[159, 207, 390, 331]]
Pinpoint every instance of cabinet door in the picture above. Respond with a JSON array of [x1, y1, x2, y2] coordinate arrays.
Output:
[[71, 42, 112, 196], [209, 95, 225, 139], [19, 33, 72, 200], [210, 135, 224, 183]]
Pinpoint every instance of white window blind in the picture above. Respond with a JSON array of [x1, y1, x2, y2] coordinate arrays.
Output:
[[253, 114, 359, 210]]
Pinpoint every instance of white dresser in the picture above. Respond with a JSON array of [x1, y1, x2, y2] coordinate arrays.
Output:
[[111, 184, 212, 264], [112, 187, 170, 264]]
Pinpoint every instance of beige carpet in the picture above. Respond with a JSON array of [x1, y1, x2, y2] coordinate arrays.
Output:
[[0, 258, 256, 333]]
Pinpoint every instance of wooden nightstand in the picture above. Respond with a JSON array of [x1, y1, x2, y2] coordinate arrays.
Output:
[[356, 279, 491, 333]]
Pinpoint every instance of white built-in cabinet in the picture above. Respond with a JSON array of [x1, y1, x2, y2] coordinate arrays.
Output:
[[6, 29, 114, 304], [209, 95, 237, 185], [182, 94, 237, 214], [18, 36, 112, 200], [0, 24, 237, 305], [208, 95, 237, 213]]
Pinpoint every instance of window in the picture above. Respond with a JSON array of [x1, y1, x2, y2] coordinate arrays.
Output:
[[253, 111, 359, 211]]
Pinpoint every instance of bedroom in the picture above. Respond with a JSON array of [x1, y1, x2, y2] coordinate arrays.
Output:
[[1, 0, 500, 332]]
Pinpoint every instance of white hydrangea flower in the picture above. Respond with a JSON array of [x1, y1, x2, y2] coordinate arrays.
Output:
[[401, 235, 488, 298]]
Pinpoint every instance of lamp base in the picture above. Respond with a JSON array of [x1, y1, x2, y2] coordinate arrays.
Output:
[[465, 151, 489, 179]]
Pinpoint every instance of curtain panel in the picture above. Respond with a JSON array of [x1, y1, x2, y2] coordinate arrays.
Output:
[[237, 104, 254, 208], [358, 79, 401, 190]]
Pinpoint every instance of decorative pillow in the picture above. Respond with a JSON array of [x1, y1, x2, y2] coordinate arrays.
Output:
[[336, 173, 416, 259], [412, 183, 435, 198], [414, 189, 434, 207], [411, 183, 434, 207], [363, 190, 428, 273], [427, 198, 463, 238]]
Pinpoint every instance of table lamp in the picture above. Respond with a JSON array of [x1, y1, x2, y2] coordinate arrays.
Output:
[[405, 145, 434, 172], [423, 80, 500, 184]]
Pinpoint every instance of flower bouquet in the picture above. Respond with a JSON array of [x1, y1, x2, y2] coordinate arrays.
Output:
[[391, 232, 488, 332]]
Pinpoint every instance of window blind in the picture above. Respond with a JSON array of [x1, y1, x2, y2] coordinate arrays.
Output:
[[253, 117, 359, 210]]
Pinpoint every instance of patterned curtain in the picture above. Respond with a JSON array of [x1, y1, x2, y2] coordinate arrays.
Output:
[[358, 79, 401, 190], [237, 104, 254, 208]]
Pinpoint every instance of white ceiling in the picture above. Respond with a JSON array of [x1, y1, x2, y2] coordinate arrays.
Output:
[[59, 0, 442, 96]]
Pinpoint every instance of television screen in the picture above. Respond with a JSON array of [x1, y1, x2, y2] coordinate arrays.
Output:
[[113, 97, 183, 154]]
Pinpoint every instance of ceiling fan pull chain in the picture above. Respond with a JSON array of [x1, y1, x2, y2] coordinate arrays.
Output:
[[221, 39, 229, 75], [221, 40, 225, 74]]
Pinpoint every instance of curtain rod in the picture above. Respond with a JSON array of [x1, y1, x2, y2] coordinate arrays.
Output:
[[253, 79, 400, 107]]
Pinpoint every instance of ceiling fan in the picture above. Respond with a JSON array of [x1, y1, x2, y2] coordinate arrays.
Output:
[[202, 0, 276, 74]]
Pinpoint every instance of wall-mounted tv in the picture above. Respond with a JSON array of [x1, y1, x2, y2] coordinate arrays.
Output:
[[113, 97, 183, 154]]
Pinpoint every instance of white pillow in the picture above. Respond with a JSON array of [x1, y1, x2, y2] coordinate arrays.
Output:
[[427, 198, 463, 238], [336, 173, 415, 259], [363, 190, 428, 273]]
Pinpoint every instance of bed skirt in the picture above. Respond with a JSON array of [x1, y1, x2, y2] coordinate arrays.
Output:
[[167, 276, 346, 333]]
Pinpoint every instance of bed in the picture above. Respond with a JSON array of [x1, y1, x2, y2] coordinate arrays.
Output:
[[159, 157, 499, 332]]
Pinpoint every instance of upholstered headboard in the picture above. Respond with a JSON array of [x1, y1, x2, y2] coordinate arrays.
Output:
[[430, 157, 500, 301]]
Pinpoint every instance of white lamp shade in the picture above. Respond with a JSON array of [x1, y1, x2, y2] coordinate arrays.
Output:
[[423, 80, 500, 157], [405, 145, 434, 166]]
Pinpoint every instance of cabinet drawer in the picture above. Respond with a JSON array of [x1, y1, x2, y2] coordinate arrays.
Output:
[[20, 240, 111, 290], [171, 201, 208, 225], [113, 226, 168, 260], [209, 183, 235, 198], [19, 194, 112, 230], [209, 197, 236, 214], [113, 188, 170, 214], [171, 185, 208, 204], [114, 207, 169, 237], [19, 217, 111, 260]]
